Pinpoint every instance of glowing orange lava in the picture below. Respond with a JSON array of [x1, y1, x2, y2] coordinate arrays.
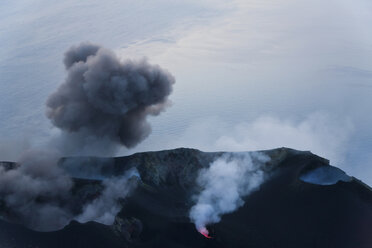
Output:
[[199, 227, 213, 239]]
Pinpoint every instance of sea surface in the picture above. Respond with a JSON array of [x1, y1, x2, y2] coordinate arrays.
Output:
[[1, 0, 372, 185]]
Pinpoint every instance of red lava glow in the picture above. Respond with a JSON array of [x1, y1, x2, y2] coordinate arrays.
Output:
[[199, 227, 213, 239]]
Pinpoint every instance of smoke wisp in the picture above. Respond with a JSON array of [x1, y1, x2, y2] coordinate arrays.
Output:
[[46, 42, 175, 155], [189, 152, 270, 235], [76, 168, 140, 224]]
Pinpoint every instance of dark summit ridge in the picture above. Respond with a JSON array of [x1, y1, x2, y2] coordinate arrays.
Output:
[[1, 148, 371, 248]]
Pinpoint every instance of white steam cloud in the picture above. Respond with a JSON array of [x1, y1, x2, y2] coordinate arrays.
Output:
[[142, 112, 353, 170], [189, 152, 270, 235]]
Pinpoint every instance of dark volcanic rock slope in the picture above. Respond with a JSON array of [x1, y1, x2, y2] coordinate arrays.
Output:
[[0, 148, 371, 248]]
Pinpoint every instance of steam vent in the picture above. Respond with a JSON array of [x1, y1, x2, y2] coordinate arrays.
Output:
[[1, 148, 372, 248]]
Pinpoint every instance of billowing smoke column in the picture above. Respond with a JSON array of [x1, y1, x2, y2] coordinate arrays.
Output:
[[46, 42, 175, 155], [189, 152, 270, 237], [0, 42, 175, 231]]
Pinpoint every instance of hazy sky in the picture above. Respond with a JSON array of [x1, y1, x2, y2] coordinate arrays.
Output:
[[1, 0, 372, 185]]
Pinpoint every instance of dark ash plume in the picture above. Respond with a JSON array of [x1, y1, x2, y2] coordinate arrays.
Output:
[[0, 150, 141, 231], [0, 42, 175, 231], [46, 42, 175, 155], [0, 150, 73, 231]]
